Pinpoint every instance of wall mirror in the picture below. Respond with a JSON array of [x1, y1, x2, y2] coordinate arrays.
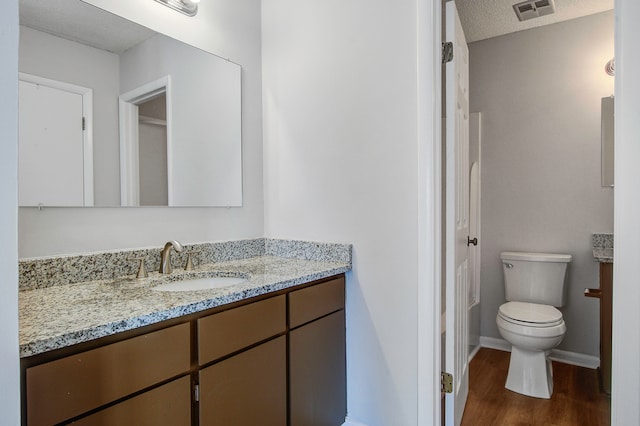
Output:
[[601, 96, 614, 187], [18, 0, 242, 207]]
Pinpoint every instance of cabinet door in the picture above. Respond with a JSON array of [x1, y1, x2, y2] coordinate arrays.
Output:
[[199, 336, 286, 425], [71, 376, 191, 426], [290, 310, 346, 426]]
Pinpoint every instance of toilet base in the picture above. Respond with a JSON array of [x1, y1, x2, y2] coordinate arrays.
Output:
[[505, 346, 554, 399]]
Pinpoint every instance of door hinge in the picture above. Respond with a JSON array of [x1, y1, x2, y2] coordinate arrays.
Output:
[[442, 42, 454, 64], [194, 384, 200, 402], [441, 371, 453, 393], [82, 117, 86, 131]]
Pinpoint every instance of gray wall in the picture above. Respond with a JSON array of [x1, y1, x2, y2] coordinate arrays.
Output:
[[470, 11, 614, 356]]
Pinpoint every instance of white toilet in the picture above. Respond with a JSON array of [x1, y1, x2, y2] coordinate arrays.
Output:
[[496, 251, 572, 399]]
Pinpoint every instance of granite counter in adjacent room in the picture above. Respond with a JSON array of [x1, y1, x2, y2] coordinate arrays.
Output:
[[19, 239, 352, 358], [592, 233, 613, 263]]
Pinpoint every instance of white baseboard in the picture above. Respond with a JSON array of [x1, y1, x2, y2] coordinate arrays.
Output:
[[479, 336, 600, 369], [468, 344, 481, 362], [479, 336, 512, 352], [548, 348, 600, 369], [343, 417, 368, 426]]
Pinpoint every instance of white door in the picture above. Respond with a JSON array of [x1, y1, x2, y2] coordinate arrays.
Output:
[[18, 76, 93, 206], [444, 1, 470, 425]]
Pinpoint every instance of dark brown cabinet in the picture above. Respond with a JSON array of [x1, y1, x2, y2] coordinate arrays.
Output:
[[22, 275, 346, 425], [585, 262, 613, 394], [72, 376, 192, 426], [599, 262, 613, 394], [290, 311, 346, 425], [289, 276, 347, 426], [198, 295, 287, 425], [199, 336, 287, 425], [25, 323, 191, 426]]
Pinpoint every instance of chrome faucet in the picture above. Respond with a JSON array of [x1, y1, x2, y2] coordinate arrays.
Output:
[[159, 240, 184, 274]]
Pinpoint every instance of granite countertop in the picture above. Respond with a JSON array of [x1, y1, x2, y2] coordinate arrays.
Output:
[[592, 248, 613, 263], [592, 233, 613, 263], [19, 255, 350, 358]]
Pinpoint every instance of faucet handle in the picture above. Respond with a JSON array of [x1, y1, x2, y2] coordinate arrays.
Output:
[[184, 250, 202, 271], [128, 256, 148, 279]]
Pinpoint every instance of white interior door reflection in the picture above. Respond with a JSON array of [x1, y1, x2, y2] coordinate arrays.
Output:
[[18, 73, 94, 207]]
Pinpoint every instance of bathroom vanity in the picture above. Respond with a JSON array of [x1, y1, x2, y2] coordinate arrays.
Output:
[[19, 239, 350, 426]]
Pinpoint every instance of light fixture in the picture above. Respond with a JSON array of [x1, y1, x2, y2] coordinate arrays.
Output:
[[154, 0, 199, 17], [605, 58, 615, 76]]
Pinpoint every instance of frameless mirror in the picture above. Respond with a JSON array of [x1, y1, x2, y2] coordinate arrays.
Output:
[[18, 0, 242, 207], [601, 96, 614, 188]]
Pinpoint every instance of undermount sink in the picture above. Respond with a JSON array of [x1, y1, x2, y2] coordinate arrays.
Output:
[[152, 276, 248, 292]]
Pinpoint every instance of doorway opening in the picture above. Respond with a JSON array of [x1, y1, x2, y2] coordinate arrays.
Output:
[[119, 75, 172, 206]]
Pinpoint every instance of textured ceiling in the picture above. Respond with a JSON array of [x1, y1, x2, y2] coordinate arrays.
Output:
[[20, 0, 154, 53], [456, 0, 614, 43]]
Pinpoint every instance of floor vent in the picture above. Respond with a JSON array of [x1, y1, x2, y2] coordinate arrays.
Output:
[[512, 0, 556, 21]]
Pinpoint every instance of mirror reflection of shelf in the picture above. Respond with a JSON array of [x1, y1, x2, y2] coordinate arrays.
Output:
[[139, 116, 167, 126]]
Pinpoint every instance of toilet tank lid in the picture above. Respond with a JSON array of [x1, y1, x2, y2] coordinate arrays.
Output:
[[500, 251, 572, 263]]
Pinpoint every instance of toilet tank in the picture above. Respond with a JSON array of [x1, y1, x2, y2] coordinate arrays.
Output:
[[501, 251, 572, 307]]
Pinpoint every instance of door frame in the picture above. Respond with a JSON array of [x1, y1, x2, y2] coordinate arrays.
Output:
[[416, 0, 444, 424], [18, 72, 94, 206], [119, 75, 172, 206], [419, 1, 640, 425]]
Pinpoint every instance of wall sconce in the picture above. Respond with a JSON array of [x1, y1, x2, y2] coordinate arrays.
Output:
[[154, 0, 200, 17], [605, 58, 615, 76]]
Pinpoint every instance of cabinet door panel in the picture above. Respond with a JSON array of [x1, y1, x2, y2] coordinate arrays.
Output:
[[290, 310, 346, 426], [71, 376, 191, 426], [199, 336, 286, 425], [26, 323, 190, 426], [198, 295, 285, 364], [289, 277, 345, 328]]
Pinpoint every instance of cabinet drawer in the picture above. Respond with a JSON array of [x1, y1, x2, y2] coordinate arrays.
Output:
[[71, 375, 191, 426], [26, 323, 190, 426], [198, 295, 285, 365], [289, 276, 345, 328]]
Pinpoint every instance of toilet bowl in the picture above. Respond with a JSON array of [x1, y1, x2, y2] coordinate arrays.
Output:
[[497, 301, 566, 399]]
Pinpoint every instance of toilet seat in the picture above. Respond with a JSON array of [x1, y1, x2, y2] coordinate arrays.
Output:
[[498, 301, 563, 328]]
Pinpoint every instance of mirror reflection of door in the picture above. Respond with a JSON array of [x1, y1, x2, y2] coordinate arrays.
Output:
[[138, 94, 168, 206], [18, 74, 93, 207]]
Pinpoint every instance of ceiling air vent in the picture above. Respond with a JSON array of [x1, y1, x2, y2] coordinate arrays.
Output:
[[513, 0, 556, 22]]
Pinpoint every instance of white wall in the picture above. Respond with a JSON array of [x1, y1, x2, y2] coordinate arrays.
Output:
[[262, 1, 433, 424], [470, 11, 614, 357], [19, 26, 121, 206], [0, 0, 20, 423], [19, 0, 263, 257]]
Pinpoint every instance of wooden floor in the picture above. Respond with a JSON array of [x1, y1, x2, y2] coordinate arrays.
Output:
[[461, 348, 610, 426]]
